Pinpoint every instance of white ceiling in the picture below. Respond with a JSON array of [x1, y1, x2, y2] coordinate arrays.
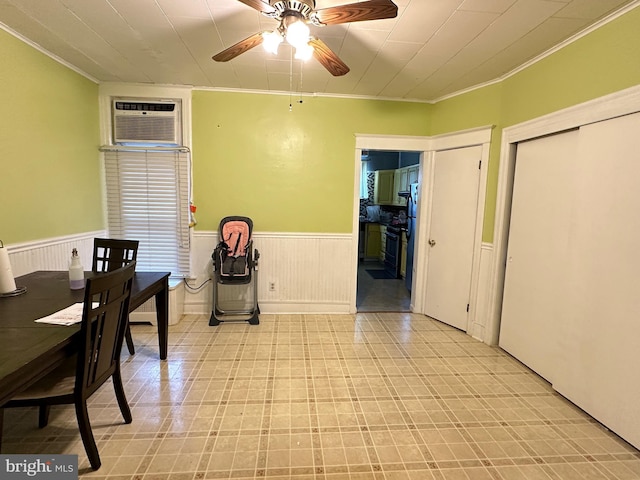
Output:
[[0, 0, 636, 102]]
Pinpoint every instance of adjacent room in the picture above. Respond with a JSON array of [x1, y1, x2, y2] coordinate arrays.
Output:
[[1, 0, 640, 478]]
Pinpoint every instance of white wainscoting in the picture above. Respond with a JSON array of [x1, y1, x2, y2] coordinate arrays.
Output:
[[4, 231, 104, 277], [187, 231, 354, 315], [2, 231, 185, 325], [5, 231, 492, 334]]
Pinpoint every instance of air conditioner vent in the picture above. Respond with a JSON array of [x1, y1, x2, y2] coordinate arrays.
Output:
[[112, 98, 181, 145], [114, 101, 176, 112]]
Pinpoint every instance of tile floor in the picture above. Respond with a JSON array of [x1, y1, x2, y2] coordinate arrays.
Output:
[[3, 313, 640, 480]]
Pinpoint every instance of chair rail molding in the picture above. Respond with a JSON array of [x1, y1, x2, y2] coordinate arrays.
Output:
[[3, 231, 105, 277]]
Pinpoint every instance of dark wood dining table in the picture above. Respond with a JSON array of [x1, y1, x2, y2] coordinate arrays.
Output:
[[0, 270, 170, 406]]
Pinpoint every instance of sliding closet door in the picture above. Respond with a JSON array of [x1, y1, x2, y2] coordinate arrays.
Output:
[[553, 111, 640, 449], [499, 130, 578, 383]]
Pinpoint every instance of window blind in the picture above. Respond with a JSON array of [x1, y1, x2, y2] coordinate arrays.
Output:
[[103, 147, 190, 277]]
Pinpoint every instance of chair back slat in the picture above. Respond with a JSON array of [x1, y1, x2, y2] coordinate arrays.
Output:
[[78, 262, 135, 395], [92, 238, 139, 273]]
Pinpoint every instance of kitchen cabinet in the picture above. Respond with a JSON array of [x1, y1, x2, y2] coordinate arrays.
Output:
[[393, 168, 409, 206], [392, 165, 418, 206], [365, 223, 381, 259], [400, 231, 407, 278], [407, 165, 419, 185], [379, 225, 387, 262], [374, 170, 395, 205]]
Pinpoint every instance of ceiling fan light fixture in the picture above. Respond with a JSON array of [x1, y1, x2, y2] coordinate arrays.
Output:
[[262, 30, 283, 55], [294, 42, 314, 61], [285, 19, 310, 49]]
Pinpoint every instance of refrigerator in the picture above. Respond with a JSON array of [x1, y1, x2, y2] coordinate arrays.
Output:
[[405, 183, 419, 291]]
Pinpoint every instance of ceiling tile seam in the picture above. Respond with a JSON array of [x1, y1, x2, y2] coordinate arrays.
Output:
[[355, 24, 404, 96], [374, 2, 462, 98], [429, 3, 570, 96], [61, 0, 149, 83], [155, 0, 215, 87]]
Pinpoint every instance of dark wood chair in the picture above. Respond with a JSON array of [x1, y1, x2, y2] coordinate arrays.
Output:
[[0, 262, 136, 470], [92, 238, 139, 355]]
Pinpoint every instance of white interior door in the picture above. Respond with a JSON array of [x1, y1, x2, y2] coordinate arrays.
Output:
[[424, 146, 481, 331], [499, 129, 579, 383]]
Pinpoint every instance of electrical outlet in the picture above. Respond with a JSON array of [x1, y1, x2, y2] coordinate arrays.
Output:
[[269, 282, 276, 291]]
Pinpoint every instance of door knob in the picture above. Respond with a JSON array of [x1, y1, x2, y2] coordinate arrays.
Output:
[[429, 239, 436, 247]]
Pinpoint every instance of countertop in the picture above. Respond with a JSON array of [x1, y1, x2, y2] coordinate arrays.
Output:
[[359, 219, 407, 232]]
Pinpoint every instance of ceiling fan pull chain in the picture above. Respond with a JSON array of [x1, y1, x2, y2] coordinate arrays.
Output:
[[289, 46, 294, 111], [298, 61, 304, 105]]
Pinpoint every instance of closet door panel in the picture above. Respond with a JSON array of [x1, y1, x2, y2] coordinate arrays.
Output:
[[553, 112, 640, 449], [499, 130, 579, 383]]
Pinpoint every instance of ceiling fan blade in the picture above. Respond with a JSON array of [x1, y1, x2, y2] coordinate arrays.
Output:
[[313, 0, 398, 26], [309, 38, 350, 77], [213, 32, 264, 62], [236, 0, 276, 14]]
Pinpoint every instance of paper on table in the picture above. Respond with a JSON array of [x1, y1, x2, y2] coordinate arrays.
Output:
[[35, 303, 86, 326]]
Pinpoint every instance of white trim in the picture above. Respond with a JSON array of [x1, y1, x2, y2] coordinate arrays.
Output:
[[465, 141, 491, 336], [98, 83, 193, 147], [355, 134, 432, 151], [193, 86, 433, 104], [2, 1, 637, 105], [352, 128, 492, 340], [501, 1, 640, 83], [487, 83, 640, 346], [254, 301, 351, 314], [432, 1, 640, 103], [3, 230, 105, 253], [502, 84, 640, 142], [0, 21, 99, 84], [3, 231, 105, 278], [196, 231, 350, 240], [431, 126, 494, 151]]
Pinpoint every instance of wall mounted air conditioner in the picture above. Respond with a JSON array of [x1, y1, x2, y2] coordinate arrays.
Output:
[[112, 98, 181, 145]]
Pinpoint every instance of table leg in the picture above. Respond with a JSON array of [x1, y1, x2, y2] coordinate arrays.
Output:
[[154, 277, 169, 360]]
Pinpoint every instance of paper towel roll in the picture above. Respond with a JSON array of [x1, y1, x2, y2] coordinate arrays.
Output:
[[0, 244, 17, 294]]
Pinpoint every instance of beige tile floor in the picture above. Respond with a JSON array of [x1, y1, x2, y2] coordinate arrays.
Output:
[[3, 313, 640, 479]]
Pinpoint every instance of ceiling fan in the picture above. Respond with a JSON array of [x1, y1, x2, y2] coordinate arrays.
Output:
[[212, 0, 398, 76]]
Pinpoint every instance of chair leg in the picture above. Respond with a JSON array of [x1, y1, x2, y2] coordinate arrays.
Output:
[[125, 323, 135, 355], [38, 405, 51, 428], [75, 400, 101, 470], [0, 408, 4, 452], [112, 367, 132, 424]]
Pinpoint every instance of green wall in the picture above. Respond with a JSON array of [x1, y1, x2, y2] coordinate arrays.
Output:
[[431, 5, 640, 242], [0, 29, 101, 245], [192, 92, 430, 233], [2, 4, 639, 246], [193, 6, 640, 241]]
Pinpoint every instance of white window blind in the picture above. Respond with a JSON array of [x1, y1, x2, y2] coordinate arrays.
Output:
[[102, 147, 190, 277]]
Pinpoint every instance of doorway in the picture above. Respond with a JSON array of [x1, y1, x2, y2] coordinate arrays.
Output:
[[356, 150, 419, 312]]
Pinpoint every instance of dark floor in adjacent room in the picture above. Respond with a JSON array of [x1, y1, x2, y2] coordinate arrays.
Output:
[[356, 260, 411, 313]]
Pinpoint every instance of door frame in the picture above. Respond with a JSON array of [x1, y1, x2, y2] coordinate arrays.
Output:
[[352, 127, 492, 335], [487, 84, 640, 345]]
